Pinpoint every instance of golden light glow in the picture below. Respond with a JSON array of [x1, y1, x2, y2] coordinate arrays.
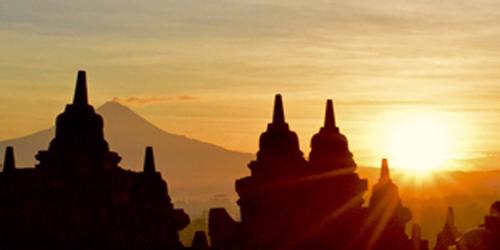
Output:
[[387, 114, 453, 175]]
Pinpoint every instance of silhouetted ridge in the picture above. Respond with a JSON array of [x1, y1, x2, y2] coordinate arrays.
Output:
[[99, 100, 135, 113], [73, 70, 88, 106], [97, 100, 203, 139], [3, 146, 15, 173]]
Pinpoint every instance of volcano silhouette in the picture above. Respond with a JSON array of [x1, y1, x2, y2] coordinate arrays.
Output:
[[0, 101, 252, 200]]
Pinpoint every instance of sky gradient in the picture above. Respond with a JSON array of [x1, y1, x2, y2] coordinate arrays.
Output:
[[2, 0, 500, 170]]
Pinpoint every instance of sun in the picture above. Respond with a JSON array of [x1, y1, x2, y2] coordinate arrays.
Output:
[[387, 114, 453, 175]]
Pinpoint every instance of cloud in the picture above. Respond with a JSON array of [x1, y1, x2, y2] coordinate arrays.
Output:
[[451, 152, 500, 171], [339, 99, 438, 106], [112, 95, 199, 106]]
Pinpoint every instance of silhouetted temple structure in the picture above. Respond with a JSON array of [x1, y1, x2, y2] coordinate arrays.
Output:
[[366, 159, 425, 250], [457, 201, 500, 250], [434, 207, 460, 250], [0, 71, 189, 250], [209, 95, 428, 250], [434, 202, 500, 250], [9, 70, 499, 249]]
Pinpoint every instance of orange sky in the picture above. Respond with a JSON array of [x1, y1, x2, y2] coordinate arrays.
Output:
[[2, 0, 500, 170]]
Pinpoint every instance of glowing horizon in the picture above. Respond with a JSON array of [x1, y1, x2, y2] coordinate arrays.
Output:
[[2, 0, 500, 171]]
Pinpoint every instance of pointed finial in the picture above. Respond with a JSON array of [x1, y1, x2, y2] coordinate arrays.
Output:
[[324, 99, 336, 129], [272, 94, 285, 124], [73, 70, 88, 106], [446, 206, 455, 227], [143, 146, 156, 173], [412, 223, 422, 240], [380, 158, 390, 181], [191, 231, 209, 250], [3, 146, 15, 173], [412, 223, 423, 250]]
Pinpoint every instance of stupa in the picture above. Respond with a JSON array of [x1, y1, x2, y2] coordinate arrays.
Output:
[[0, 71, 189, 250], [209, 95, 427, 250]]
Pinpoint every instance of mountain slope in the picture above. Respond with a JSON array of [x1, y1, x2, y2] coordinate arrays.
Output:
[[0, 101, 253, 200]]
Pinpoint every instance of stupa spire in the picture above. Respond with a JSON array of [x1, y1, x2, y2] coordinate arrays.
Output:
[[324, 99, 336, 129], [3, 146, 15, 173], [412, 223, 422, 241], [73, 70, 88, 106], [445, 206, 455, 228], [272, 94, 285, 125], [191, 231, 209, 250], [144, 146, 156, 173], [412, 223, 423, 250], [380, 158, 390, 181], [434, 206, 459, 250]]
